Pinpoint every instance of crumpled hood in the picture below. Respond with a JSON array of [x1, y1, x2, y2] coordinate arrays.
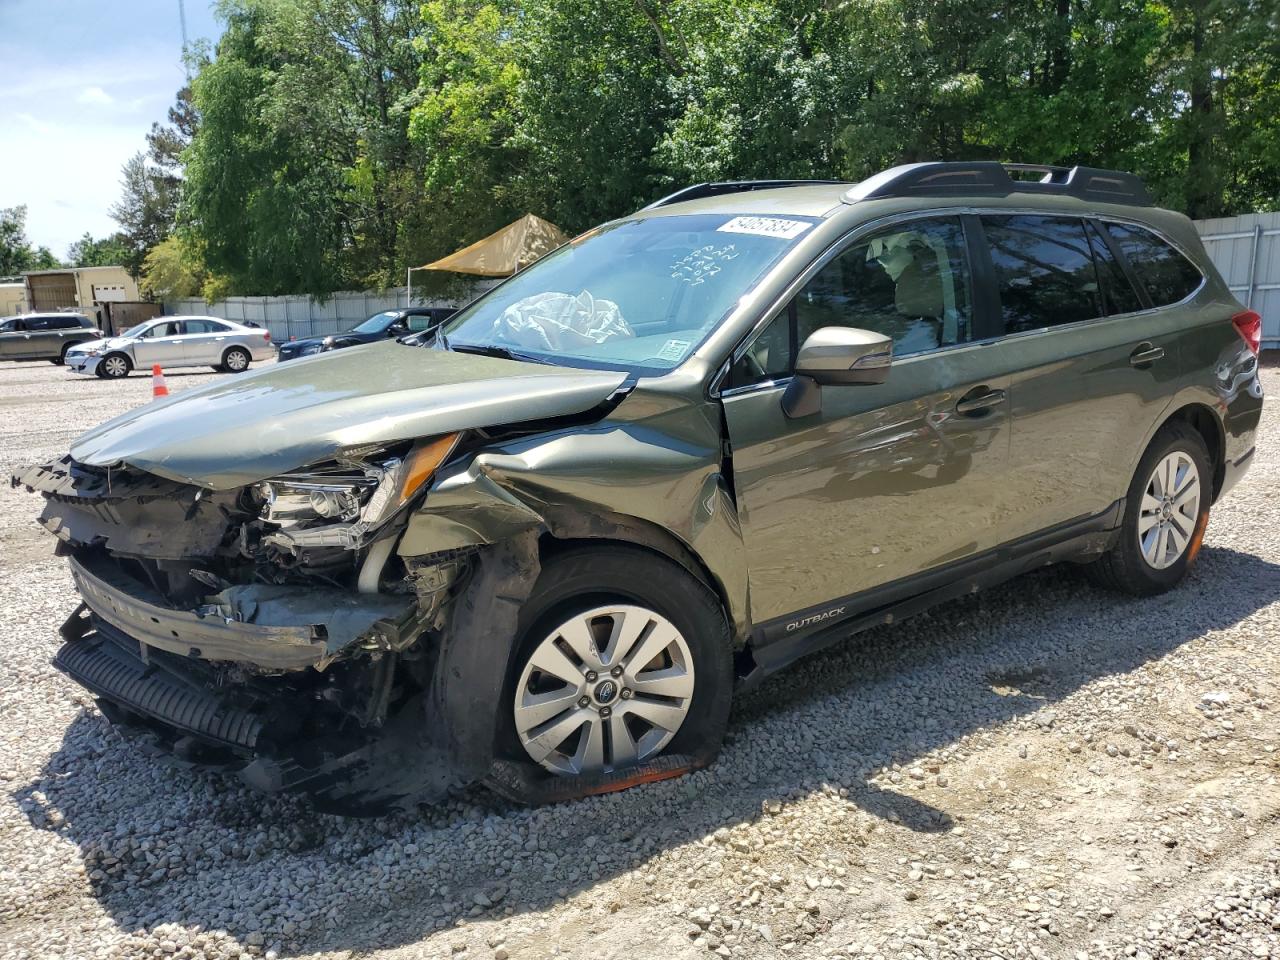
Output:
[[71, 341, 628, 489], [67, 336, 123, 353]]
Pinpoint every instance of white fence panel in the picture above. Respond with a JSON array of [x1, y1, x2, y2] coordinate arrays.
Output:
[[1195, 211, 1280, 349], [167, 284, 491, 342]]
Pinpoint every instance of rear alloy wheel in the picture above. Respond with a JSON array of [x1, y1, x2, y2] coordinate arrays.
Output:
[[222, 347, 251, 372], [99, 353, 131, 379], [513, 604, 696, 776], [1085, 421, 1211, 595], [1137, 451, 1202, 570]]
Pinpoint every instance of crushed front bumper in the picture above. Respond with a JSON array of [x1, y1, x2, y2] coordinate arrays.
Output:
[[55, 612, 465, 814], [65, 354, 102, 376], [66, 552, 422, 670]]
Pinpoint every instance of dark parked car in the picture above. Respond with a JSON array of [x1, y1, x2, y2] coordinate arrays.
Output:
[[15, 162, 1262, 814], [275, 307, 456, 361], [0, 312, 101, 364]]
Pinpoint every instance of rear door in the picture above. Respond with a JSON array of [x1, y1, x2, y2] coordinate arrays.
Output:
[[720, 215, 1014, 631], [976, 214, 1184, 540], [176, 318, 230, 364]]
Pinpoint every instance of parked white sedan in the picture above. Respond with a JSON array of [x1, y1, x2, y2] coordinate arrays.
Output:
[[66, 316, 274, 379]]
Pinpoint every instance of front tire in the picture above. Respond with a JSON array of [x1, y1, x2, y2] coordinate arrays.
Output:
[[1086, 421, 1211, 596], [99, 353, 131, 379], [498, 546, 732, 795]]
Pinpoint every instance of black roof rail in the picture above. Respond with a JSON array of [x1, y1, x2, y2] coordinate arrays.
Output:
[[642, 179, 846, 210], [844, 162, 1152, 206]]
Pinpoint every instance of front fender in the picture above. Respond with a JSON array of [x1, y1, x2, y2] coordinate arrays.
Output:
[[398, 421, 751, 640]]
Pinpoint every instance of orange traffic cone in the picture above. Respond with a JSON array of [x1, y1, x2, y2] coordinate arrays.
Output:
[[151, 364, 169, 399]]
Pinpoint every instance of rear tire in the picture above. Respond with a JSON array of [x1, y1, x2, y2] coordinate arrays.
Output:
[[99, 353, 131, 379], [496, 545, 732, 797], [221, 347, 251, 373], [1086, 421, 1211, 596]]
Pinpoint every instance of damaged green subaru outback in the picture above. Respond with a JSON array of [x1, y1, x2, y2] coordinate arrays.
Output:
[[15, 163, 1263, 813]]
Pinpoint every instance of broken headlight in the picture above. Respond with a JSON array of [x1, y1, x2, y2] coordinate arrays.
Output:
[[257, 434, 460, 551]]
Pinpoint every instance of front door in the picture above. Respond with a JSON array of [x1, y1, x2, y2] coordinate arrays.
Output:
[[0, 319, 32, 358], [721, 216, 1013, 630], [132, 320, 188, 367]]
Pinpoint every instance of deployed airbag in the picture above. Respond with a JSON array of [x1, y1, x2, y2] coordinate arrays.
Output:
[[493, 290, 634, 351]]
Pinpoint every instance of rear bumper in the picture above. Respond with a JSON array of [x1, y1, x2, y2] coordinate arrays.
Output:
[[1219, 445, 1256, 500]]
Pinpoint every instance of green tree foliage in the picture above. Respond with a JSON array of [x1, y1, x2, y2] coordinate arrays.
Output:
[[110, 86, 199, 279], [0, 206, 59, 275], [183, 0, 429, 297], [158, 0, 1280, 297], [66, 232, 131, 268], [140, 234, 210, 300]]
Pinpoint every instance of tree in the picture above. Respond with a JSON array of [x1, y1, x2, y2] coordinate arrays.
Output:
[[0, 206, 59, 275], [140, 234, 209, 300], [67, 232, 131, 268], [183, 0, 431, 297], [110, 86, 200, 278]]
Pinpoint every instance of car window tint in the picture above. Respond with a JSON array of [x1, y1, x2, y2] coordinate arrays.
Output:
[[795, 217, 972, 356], [983, 215, 1101, 333], [1104, 223, 1203, 307], [143, 322, 180, 338], [407, 315, 434, 332], [1086, 221, 1143, 315], [183, 319, 222, 334], [26, 318, 50, 330]]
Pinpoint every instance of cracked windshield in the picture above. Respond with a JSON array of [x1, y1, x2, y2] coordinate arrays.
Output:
[[439, 213, 818, 373]]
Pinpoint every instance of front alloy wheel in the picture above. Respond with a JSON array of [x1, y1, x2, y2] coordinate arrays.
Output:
[[1137, 451, 1201, 570], [100, 354, 130, 378], [513, 604, 695, 776]]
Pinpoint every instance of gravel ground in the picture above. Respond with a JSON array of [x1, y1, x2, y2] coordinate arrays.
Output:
[[1, 358, 1279, 960]]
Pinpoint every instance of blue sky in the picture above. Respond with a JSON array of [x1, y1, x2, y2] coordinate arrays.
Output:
[[0, 0, 222, 256]]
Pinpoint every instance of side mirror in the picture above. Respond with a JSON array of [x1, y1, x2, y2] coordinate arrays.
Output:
[[782, 327, 892, 419]]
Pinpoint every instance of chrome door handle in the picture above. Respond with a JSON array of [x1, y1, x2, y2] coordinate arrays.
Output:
[[1129, 343, 1165, 366], [955, 388, 1007, 415]]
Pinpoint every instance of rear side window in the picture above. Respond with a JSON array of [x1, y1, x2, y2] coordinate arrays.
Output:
[[1086, 222, 1143, 315], [1104, 223, 1203, 307], [183, 319, 228, 334], [982, 215, 1101, 333], [26, 318, 50, 330]]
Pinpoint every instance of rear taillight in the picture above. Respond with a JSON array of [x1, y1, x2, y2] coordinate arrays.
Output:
[[1231, 309, 1262, 355], [263, 330, 272, 343]]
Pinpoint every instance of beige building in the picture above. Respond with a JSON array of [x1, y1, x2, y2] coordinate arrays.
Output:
[[0, 282, 27, 316], [23, 265, 138, 313]]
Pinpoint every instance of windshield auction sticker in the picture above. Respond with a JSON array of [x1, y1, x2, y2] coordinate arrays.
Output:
[[717, 216, 812, 240]]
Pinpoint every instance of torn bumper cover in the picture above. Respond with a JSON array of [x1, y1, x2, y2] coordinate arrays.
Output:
[[56, 617, 462, 813], [68, 553, 418, 671], [53, 553, 458, 813]]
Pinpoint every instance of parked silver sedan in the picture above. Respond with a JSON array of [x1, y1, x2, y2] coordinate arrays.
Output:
[[66, 316, 274, 379]]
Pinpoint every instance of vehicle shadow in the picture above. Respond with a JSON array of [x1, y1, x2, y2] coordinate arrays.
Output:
[[13, 544, 1280, 955]]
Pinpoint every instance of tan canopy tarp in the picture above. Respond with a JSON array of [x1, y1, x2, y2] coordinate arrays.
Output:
[[419, 214, 569, 276]]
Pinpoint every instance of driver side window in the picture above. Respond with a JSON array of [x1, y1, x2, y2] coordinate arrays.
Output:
[[729, 217, 972, 388]]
